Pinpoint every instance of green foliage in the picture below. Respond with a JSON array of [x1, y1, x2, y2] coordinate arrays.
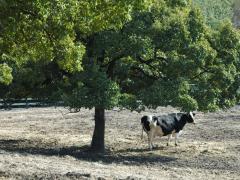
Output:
[[76, 0, 240, 112], [188, 8, 205, 42], [0, 0, 84, 75], [192, 0, 234, 28], [167, 0, 190, 7], [0, 0, 152, 86], [118, 93, 143, 112], [62, 65, 120, 109], [0, 63, 13, 85], [56, 36, 85, 72], [0, 60, 65, 100], [75, 0, 154, 34], [139, 80, 198, 111], [0, 0, 152, 108]]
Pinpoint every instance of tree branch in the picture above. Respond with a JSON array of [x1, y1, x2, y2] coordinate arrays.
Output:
[[191, 67, 214, 80], [130, 66, 159, 80]]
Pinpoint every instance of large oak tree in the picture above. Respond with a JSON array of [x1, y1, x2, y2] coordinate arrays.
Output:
[[0, 0, 153, 152]]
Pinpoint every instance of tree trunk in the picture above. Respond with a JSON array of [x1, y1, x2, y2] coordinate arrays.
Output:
[[91, 107, 105, 153]]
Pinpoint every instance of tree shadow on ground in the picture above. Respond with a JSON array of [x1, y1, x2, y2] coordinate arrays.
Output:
[[0, 139, 238, 172], [115, 145, 166, 153], [0, 139, 177, 165]]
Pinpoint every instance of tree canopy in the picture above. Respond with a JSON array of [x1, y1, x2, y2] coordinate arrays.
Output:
[[0, 0, 152, 98], [62, 0, 240, 112]]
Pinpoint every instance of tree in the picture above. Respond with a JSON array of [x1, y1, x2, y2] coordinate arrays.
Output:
[[0, 0, 153, 152]]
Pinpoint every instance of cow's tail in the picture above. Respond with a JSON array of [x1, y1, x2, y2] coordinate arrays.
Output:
[[141, 116, 148, 140], [141, 122, 144, 139]]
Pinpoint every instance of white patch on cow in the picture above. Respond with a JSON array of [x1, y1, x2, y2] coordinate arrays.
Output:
[[152, 125, 164, 137], [189, 111, 194, 119], [148, 117, 164, 137], [147, 116, 165, 150], [141, 115, 153, 124], [175, 130, 183, 146], [175, 133, 179, 146], [147, 115, 153, 122], [178, 130, 183, 136], [149, 120, 156, 129], [167, 134, 172, 146]]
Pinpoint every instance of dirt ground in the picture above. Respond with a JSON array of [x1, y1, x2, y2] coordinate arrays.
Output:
[[0, 106, 239, 180]]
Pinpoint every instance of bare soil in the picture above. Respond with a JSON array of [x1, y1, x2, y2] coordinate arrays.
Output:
[[0, 106, 239, 179]]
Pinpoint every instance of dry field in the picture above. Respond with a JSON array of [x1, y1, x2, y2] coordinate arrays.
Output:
[[0, 106, 239, 179]]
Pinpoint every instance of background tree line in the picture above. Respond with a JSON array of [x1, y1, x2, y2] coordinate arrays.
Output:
[[1, 0, 240, 152], [193, 0, 240, 29]]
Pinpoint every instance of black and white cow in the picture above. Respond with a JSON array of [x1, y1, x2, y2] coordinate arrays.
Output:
[[141, 112, 195, 150]]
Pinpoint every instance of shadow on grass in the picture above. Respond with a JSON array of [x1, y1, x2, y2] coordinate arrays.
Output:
[[0, 139, 238, 172], [0, 139, 176, 165], [115, 145, 166, 153]]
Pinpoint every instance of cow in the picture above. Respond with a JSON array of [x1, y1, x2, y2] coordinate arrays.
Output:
[[141, 112, 195, 150]]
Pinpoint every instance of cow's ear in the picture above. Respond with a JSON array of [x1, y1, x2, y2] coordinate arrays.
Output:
[[188, 112, 195, 117]]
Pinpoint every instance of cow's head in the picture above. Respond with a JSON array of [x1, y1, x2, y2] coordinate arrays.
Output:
[[186, 112, 196, 124]]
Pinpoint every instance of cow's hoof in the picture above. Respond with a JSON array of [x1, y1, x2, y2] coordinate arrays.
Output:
[[167, 143, 169, 146], [175, 143, 178, 146]]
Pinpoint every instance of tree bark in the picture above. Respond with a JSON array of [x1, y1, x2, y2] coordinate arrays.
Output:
[[90, 107, 105, 153]]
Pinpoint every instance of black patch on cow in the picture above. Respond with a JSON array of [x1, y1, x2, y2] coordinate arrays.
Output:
[[141, 116, 151, 132], [186, 113, 195, 123], [154, 115, 177, 136], [155, 113, 195, 136]]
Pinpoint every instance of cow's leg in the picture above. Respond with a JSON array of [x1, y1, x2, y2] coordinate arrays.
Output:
[[175, 132, 180, 146], [148, 131, 154, 150], [167, 134, 172, 146], [151, 137, 154, 149], [175, 130, 183, 146], [151, 142, 154, 149], [147, 133, 152, 150], [148, 135, 152, 150]]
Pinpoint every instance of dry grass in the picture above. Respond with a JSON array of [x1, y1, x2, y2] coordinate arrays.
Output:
[[0, 106, 239, 179]]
